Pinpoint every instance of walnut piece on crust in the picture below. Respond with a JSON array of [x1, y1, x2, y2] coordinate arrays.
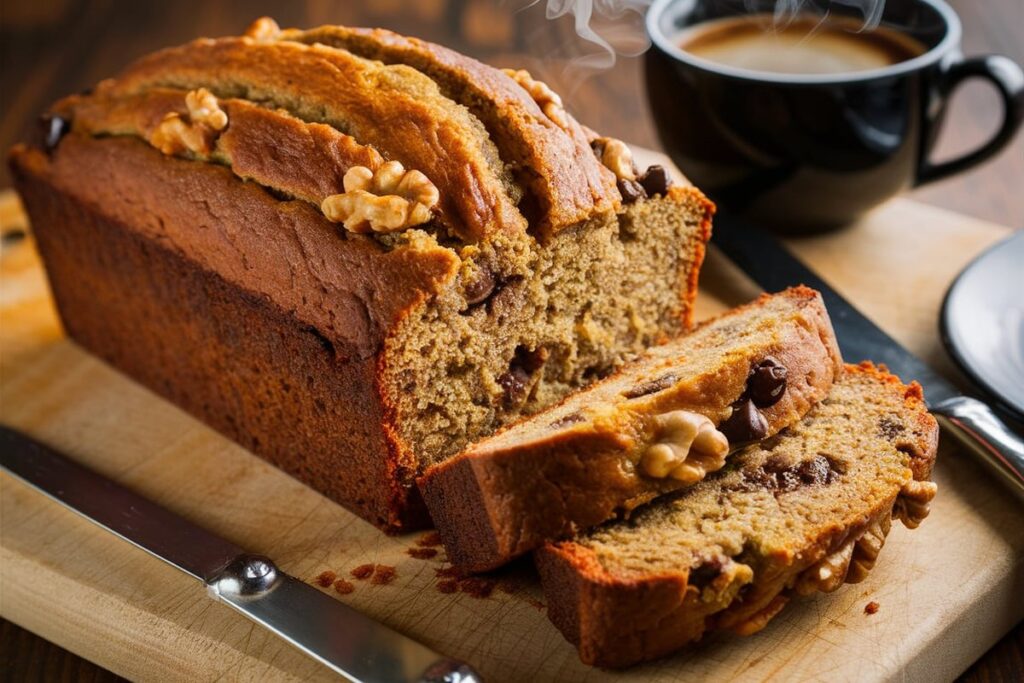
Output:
[[321, 161, 440, 234], [149, 88, 227, 157], [244, 16, 282, 42], [502, 68, 569, 128], [592, 137, 637, 181], [640, 410, 729, 483], [893, 478, 937, 529], [794, 511, 892, 595]]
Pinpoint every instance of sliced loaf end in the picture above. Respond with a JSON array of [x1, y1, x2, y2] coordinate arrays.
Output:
[[535, 362, 939, 668]]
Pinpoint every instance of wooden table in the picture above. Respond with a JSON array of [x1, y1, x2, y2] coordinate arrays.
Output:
[[1, 1, 1022, 680]]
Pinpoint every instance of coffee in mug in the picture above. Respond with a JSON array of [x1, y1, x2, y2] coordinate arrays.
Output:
[[677, 14, 927, 75]]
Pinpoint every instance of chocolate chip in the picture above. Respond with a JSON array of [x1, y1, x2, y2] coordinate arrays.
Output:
[[38, 114, 71, 152], [623, 373, 678, 399], [688, 558, 723, 588], [498, 346, 548, 409], [616, 177, 646, 204], [748, 357, 788, 408], [719, 399, 768, 445], [549, 412, 585, 429], [795, 456, 834, 487], [464, 267, 496, 306], [638, 165, 671, 197], [877, 416, 905, 440]]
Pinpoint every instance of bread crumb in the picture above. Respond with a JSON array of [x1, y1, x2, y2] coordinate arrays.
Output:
[[865, 601, 880, 615], [417, 532, 443, 547], [407, 547, 438, 560], [333, 579, 355, 595], [528, 598, 546, 611], [315, 570, 336, 587], [435, 565, 463, 579], [351, 564, 375, 580], [437, 579, 459, 594], [371, 565, 397, 585], [459, 577, 496, 599]]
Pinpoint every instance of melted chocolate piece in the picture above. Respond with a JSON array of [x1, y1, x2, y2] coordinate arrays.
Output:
[[734, 454, 842, 494], [549, 412, 585, 429], [616, 177, 647, 204], [748, 356, 788, 408], [623, 373, 679, 399], [719, 399, 768, 444], [688, 557, 724, 588], [638, 165, 671, 196], [877, 415, 905, 439], [499, 346, 548, 408], [38, 114, 71, 152], [464, 267, 496, 306]]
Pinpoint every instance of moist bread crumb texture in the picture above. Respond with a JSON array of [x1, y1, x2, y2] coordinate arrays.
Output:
[[535, 363, 939, 668], [10, 17, 712, 531], [418, 287, 844, 573]]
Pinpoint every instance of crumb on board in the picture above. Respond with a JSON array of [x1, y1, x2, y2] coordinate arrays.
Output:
[[865, 601, 880, 615], [437, 579, 459, 594], [459, 577, 496, 599], [333, 579, 355, 595], [407, 547, 438, 560], [315, 570, 337, 588], [435, 565, 463, 579], [371, 564, 397, 585], [351, 564, 375, 580], [417, 532, 443, 547], [432, 565, 497, 598]]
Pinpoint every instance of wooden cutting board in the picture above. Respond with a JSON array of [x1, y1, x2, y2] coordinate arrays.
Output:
[[2, 148, 1022, 683]]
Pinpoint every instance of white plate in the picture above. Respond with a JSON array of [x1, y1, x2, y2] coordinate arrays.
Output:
[[941, 231, 1024, 419]]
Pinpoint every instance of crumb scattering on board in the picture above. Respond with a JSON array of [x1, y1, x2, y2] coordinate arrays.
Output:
[[437, 579, 459, 594], [333, 579, 355, 595], [371, 565, 398, 585], [432, 565, 497, 598], [864, 601, 880, 615], [407, 547, 438, 560], [351, 564, 375, 580], [417, 532, 443, 547], [315, 570, 336, 587]]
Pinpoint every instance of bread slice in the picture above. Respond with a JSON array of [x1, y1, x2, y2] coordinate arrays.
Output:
[[10, 19, 712, 531], [535, 363, 939, 668], [419, 287, 843, 572]]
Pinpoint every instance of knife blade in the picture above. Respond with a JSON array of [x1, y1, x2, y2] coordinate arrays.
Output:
[[710, 212, 1024, 500], [0, 425, 481, 683]]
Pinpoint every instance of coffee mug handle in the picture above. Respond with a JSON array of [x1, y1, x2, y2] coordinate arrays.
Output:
[[916, 55, 1024, 186]]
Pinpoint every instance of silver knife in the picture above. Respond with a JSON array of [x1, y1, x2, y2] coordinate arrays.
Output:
[[0, 425, 482, 683], [710, 212, 1024, 501]]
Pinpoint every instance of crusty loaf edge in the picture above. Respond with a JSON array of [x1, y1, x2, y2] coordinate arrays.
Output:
[[534, 362, 940, 668], [418, 286, 843, 573]]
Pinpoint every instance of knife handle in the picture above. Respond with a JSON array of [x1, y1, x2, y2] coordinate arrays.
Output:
[[933, 397, 1024, 502]]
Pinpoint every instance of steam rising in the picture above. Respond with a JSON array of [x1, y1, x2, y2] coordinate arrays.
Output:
[[755, 0, 886, 31], [515, 0, 889, 73]]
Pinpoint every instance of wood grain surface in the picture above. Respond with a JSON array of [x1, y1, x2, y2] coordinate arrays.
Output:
[[1, 142, 1023, 681], [1, 0, 1022, 680]]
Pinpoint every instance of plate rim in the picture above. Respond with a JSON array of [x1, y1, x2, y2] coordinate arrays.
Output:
[[939, 231, 1024, 421]]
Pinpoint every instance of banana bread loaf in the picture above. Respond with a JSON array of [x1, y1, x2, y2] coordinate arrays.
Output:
[[535, 362, 939, 668], [419, 287, 842, 572], [9, 18, 713, 531]]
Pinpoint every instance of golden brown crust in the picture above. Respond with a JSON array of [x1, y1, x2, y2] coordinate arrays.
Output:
[[280, 24, 620, 234], [94, 36, 525, 242], [9, 137, 463, 531], [419, 288, 843, 573], [65, 89, 387, 208], [534, 363, 940, 668]]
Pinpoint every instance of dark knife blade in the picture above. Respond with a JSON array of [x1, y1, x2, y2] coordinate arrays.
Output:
[[710, 212, 1024, 499]]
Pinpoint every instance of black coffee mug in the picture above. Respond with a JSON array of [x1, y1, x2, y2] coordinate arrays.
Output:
[[645, 0, 1024, 231]]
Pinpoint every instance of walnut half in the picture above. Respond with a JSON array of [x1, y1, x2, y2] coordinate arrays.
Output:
[[640, 410, 729, 483], [503, 68, 569, 129], [321, 161, 440, 234], [150, 88, 228, 157]]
